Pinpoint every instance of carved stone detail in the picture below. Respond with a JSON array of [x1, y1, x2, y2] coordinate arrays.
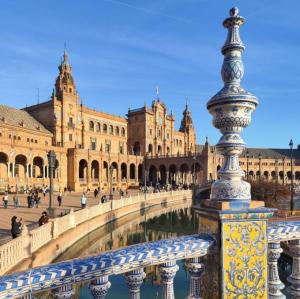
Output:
[[158, 260, 179, 299], [268, 242, 285, 299]]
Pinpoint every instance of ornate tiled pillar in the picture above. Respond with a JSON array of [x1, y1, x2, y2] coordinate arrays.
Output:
[[158, 260, 179, 299], [186, 257, 204, 299], [195, 7, 274, 299], [52, 283, 74, 299], [124, 268, 146, 299], [90, 275, 111, 299], [268, 242, 285, 298], [287, 239, 300, 297]]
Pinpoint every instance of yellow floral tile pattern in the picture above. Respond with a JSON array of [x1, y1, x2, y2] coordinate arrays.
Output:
[[222, 221, 267, 299]]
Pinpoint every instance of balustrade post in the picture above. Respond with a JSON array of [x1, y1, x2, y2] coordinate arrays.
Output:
[[287, 239, 300, 297], [52, 283, 74, 299], [158, 260, 179, 299], [90, 275, 111, 299], [268, 242, 285, 299], [125, 268, 146, 299], [20, 294, 34, 299], [186, 257, 204, 299]]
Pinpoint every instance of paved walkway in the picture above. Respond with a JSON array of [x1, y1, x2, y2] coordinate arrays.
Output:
[[0, 190, 139, 245]]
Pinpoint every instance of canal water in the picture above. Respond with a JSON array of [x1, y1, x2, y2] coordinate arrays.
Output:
[[54, 201, 197, 298]]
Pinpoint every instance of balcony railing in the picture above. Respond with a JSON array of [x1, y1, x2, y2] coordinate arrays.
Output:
[[267, 221, 300, 297], [0, 234, 215, 299]]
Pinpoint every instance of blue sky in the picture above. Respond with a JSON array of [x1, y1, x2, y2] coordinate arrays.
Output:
[[0, 0, 299, 148]]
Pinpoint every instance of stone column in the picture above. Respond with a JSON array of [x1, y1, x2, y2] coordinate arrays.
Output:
[[287, 239, 300, 297], [7, 162, 10, 178], [124, 268, 146, 299], [186, 257, 204, 299], [12, 162, 15, 177], [26, 164, 29, 178], [42, 165, 45, 178], [52, 283, 74, 299], [158, 260, 179, 299], [166, 170, 169, 184], [268, 242, 285, 299], [90, 275, 111, 299]]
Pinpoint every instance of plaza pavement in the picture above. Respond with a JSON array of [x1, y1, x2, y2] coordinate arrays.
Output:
[[0, 190, 139, 245]]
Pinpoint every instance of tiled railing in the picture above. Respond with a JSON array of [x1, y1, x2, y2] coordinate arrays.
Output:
[[267, 221, 300, 298], [0, 190, 192, 276], [0, 234, 215, 299]]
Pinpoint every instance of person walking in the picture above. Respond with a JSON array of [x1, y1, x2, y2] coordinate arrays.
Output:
[[2, 192, 8, 208], [38, 211, 49, 226], [13, 193, 19, 208], [57, 191, 63, 207], [94, 188, 98, 199], [11, 216, 22, 239], [81, 193, 87, 208]]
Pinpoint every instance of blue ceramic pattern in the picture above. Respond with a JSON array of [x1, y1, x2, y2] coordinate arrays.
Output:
[[268, 221, 300, 242], [0, 234, 214, 298]]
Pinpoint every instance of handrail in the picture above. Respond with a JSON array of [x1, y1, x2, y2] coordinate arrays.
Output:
[[0, 190, 192, 275], [0, 234, 215, 298], [267, 221, 300, 242]]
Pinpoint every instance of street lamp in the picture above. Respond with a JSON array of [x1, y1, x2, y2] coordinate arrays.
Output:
[[109, 164, 114, 200], [47, 150, 56, 213], [246, 150, 249, 181], [289, 139, 294, 211], [258, 152, 262, 183]]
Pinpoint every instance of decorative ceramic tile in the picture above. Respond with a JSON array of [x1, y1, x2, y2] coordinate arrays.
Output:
[[222, 220, 268, 299], [0, 234, 215, 298]]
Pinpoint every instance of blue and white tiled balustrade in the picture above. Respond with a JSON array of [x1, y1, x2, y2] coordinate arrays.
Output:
[[0, 234, 215, 299]]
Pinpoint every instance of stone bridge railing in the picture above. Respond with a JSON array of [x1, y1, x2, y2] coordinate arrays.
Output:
[[0, 190, 192, 276], [267, 221, 300, 298], [0, 234, 215, 299]]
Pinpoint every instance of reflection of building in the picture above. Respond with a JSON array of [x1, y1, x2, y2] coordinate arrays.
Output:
[[0, 50, 299, 192]]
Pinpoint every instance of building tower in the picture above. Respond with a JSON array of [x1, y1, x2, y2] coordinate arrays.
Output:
[[52, 49, 81, 148], [179, 104, 196, 155]]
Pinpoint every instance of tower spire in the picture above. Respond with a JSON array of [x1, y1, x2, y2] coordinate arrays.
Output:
[[206, 7, 258, 205], [63, 43, 68, 63], [155, 84, 160, 100]]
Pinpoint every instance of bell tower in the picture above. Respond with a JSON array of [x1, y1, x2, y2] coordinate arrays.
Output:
[[52, 49, 81, 148], [179, 104, 196, 154], [54, 49, 77, 100]]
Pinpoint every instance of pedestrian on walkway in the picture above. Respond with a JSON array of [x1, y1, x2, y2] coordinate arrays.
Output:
[[11, 216, 22, 239], [2, 192, 8, 208], [57, 192, 63, 207], [13, 193, 19, 208], [38, 211, 49, 226], [81, 193, 87, 208], [94, 188, 98, 199]]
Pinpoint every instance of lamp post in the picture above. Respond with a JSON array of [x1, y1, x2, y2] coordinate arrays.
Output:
[[246, 150, 249, 181], [109, 164, 114, 200], [47, 150, 56, 214], [258, 152, 262, 183], [289, 139, 294, 212]]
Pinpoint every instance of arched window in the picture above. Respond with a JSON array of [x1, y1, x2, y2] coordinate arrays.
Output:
[[109, 125, 113, 135], [116, 126, 120, 136], [103, 124, 107, 133], [89, 121, 94, 131], [121, 127, 126, 137], [96, 122, 101, 132]]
